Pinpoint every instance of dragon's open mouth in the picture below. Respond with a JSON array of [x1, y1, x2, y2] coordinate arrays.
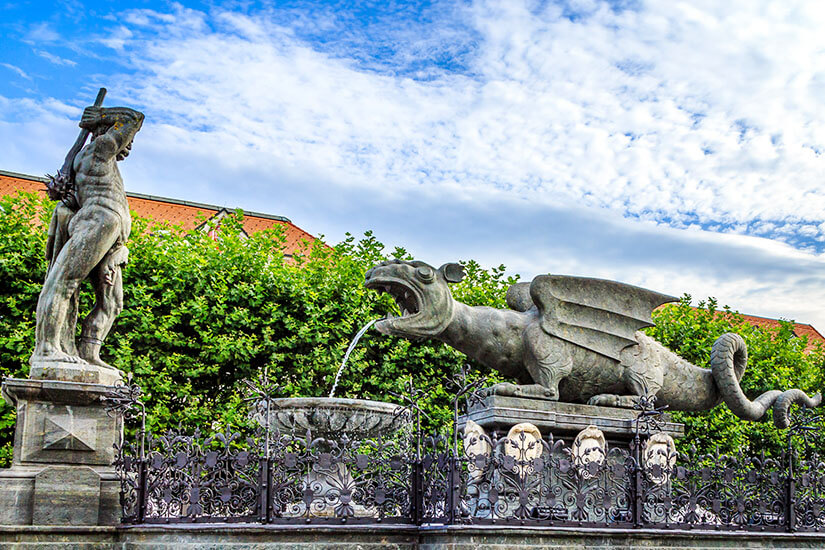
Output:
[[365, 279, 421, 318]]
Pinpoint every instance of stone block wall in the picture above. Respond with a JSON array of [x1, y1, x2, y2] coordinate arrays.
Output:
[[420, 526, 825, 550], [0, 525, 824, 549]]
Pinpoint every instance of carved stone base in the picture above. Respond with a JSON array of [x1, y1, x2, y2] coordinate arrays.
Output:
[[0, 378, 122, 526], [460, 394, 684, 442], [29, 361, 122, 386]]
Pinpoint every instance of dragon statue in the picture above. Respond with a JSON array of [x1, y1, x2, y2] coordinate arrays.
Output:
[[364, 260, 821, 428]]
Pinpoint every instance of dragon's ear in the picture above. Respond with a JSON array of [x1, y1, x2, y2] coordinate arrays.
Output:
[[439, 263, 466, 283]]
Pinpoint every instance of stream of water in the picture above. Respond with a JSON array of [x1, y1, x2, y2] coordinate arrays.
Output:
[[328, 318, 380, 398]]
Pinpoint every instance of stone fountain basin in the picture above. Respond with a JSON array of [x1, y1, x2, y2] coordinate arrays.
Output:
[[256, 397, 408, 438]]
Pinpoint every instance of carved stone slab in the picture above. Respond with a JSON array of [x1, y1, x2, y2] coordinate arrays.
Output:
[[2, 378, 119, 466], [461, 394, 684, 441], [43, 415, 97, 452], [30, 361, 122, 386], [32, 466, 100, 525]]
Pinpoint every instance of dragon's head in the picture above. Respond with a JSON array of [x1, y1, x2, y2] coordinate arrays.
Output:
[[364, 260, 465, 339]]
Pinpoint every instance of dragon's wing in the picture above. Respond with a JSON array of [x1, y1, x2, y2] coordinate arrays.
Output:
[[530, 274, 678, 362]]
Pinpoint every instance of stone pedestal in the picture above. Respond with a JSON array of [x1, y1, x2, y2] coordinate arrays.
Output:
[[460, 394, 684, 444], [0, 378, 122, 526], [29, 361, 123, 386]]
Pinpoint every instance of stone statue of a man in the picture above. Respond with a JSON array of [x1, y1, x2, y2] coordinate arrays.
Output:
[[31, 103, 144, 384]]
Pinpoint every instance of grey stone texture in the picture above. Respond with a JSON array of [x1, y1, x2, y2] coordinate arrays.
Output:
[[120, 526, 419, 549], [0, 525, 823, 549], [30, 361, 122, 386], [364, 260, 821, 428], [2, 379, 120, 467], [0, 378, 122, 526], [33, 466, 100, 525], [420, 526, 825, 549], [461, 394, 684, 440], [257, 397, 409, 438]]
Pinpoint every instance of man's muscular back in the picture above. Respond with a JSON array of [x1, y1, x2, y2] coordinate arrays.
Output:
[[71, 106, 143, 242]]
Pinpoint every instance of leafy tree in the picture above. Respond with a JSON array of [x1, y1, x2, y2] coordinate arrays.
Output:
[[0, 192, 512, 464], [649, 297, 824, 455], [0, 193, 54, 464], [0, 191, 820, 465]]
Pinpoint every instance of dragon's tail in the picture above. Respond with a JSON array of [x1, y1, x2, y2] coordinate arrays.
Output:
[[710, 333, 821, 429]]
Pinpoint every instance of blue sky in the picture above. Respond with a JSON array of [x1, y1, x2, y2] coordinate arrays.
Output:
[[2, 0, 825, 330]]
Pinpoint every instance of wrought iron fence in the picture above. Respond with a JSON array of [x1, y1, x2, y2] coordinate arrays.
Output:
[[108, 384, 825, 531]]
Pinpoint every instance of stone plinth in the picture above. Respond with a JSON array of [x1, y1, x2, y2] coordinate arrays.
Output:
[[29, 361, 122, 387], [461, 394, 684, 442], [0, 378, 122, 526], [1, 524, 824, 549]]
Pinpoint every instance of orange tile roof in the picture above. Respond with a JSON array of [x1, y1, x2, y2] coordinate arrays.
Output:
[[678, 306, 825, 352], [736, 313, 825, 352], [0, 169, 321, 256]]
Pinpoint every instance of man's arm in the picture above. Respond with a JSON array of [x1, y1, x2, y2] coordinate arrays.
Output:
[[79, 106, 145, 160]]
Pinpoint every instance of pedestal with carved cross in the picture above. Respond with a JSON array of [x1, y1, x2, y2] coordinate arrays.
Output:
[[0, 377, 122, 525]]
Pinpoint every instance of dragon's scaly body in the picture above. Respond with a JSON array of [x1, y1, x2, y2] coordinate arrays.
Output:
[[365, 260, 820, 428]]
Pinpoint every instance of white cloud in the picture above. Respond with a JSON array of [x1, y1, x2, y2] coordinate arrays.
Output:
[[23, 22, 60, 43], [98, 26, 134, 52], [0, 63, 31, 80], [2, 0, 825, 331], [34, 49, 77, 67], [104, 1, 825, 233], [120, 136, 825, 330], [0, 96, 79, 171]]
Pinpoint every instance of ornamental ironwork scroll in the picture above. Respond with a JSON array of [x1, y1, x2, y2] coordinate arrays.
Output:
[[114, 386, 824, 531]]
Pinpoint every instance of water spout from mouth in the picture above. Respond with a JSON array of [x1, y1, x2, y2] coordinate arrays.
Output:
[[328, 318, 380, 398]]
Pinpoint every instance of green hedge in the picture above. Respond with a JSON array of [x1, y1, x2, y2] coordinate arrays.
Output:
[[0, 191, 821, 465], [649, 297, 824, 455]]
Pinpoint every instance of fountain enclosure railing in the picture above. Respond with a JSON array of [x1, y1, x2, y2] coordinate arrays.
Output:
[[108, 382, 825, 532]]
